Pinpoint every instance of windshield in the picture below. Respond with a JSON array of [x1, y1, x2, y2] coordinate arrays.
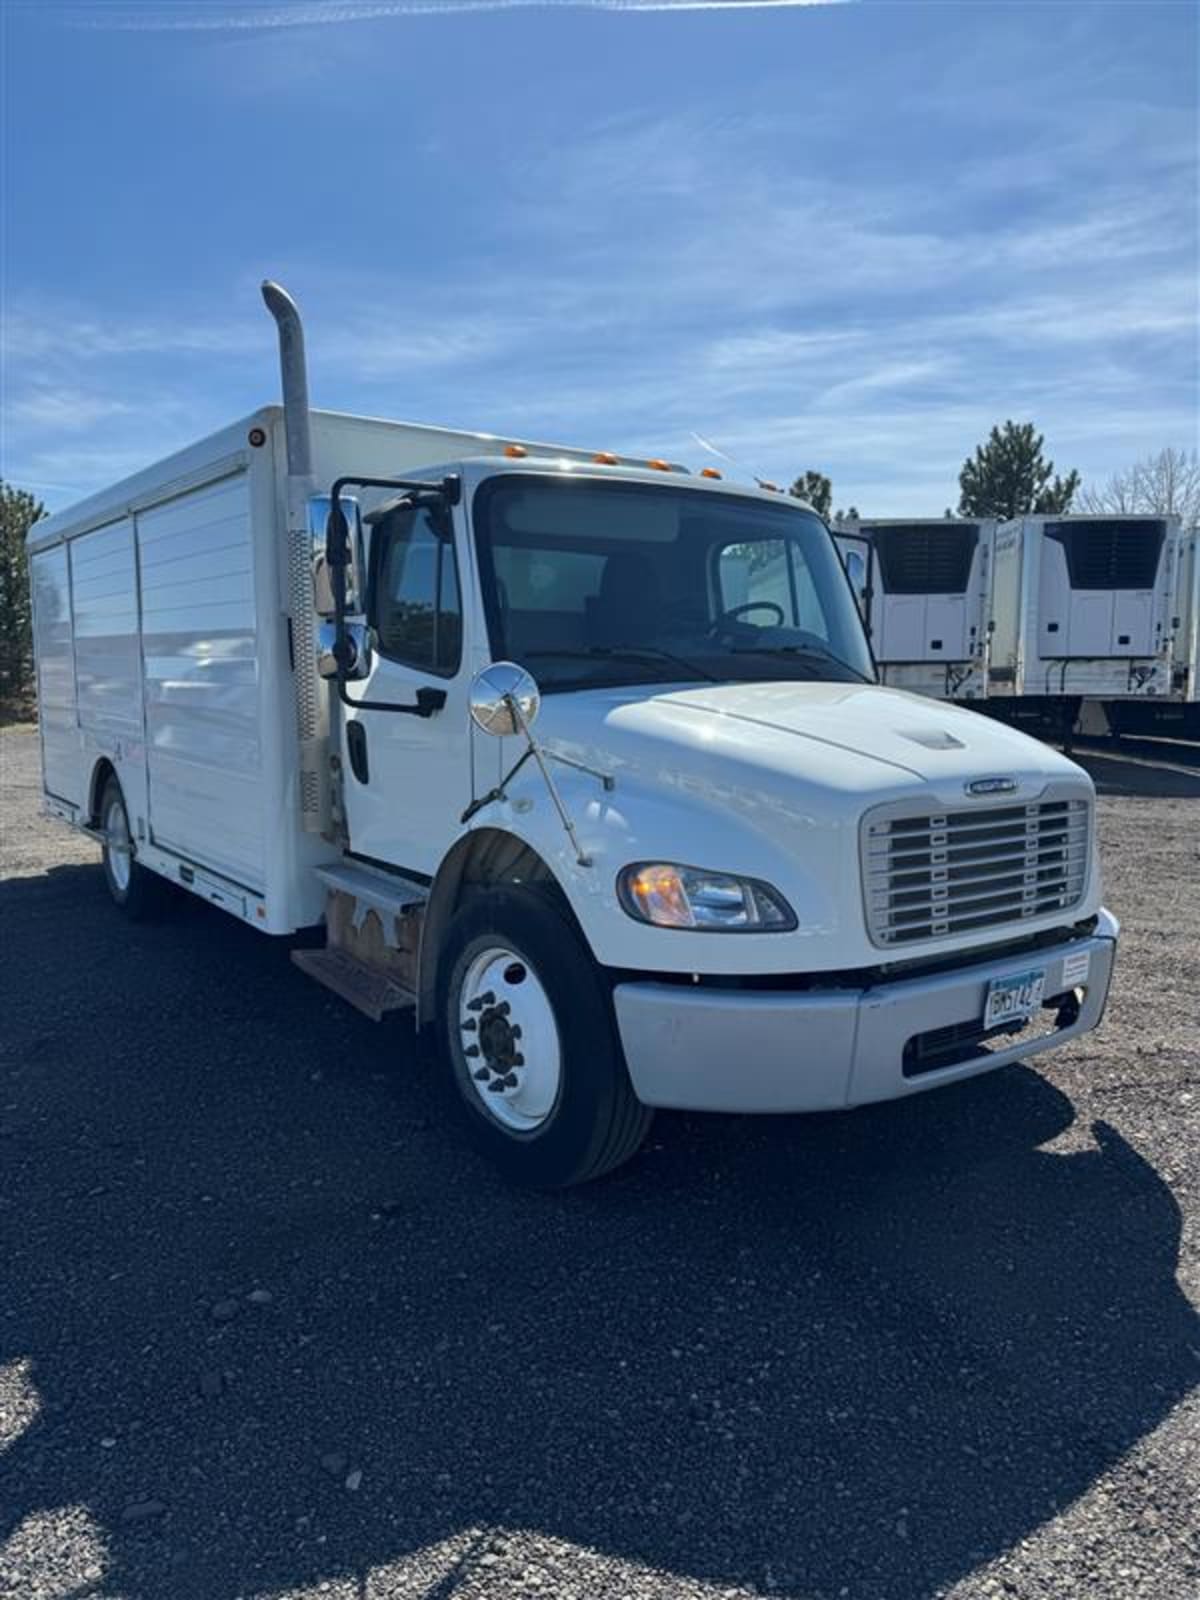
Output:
[[473, 475, 876, 692]]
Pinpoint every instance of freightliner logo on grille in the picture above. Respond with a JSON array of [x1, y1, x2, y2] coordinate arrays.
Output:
[[965, 776, 1019, 796]]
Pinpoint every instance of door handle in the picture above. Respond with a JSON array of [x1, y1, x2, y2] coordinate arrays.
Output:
[[342, 684, 447, 718], [410, 687, 447, 717]]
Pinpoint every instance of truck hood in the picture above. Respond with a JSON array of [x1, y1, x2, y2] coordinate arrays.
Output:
[[536, 679, 1085, 802], [508, 680, 1099, 979]]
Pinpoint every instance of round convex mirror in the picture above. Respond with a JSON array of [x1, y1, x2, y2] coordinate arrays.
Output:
[[469, 661, 541, 738]]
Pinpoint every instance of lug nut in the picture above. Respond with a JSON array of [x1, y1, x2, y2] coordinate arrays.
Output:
[[461, 1017, 477, 1032], [510, 1025, 522, 1040], [496, 1001, 511, 1017], [464, 1045, 480, 1058], [486, 1079, 507, 1094], [473, 1067, 490, 1081], [512, 1053, 524, 1067]]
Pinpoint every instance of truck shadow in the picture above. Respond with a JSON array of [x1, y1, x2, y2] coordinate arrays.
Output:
[[1, 863, 1197, 1600]]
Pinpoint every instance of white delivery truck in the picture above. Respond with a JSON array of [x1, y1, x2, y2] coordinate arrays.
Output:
[[835, 519, 996, 702], [27, 284, 1119, 1186], [987, 513, 1180, 739]]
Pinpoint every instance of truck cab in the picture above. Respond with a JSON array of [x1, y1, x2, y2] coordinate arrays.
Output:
[[303, 445, 1116, 1185]]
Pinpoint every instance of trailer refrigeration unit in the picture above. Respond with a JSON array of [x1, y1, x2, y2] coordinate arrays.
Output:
[[27, 282, 1119, 1187], [836, 519, 996, 701], [1098, 523, 1200, 741], [986, 514, 1179, 738]]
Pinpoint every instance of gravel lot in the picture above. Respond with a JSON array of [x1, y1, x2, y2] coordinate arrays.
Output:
[[1, 722, 1198, 1600]]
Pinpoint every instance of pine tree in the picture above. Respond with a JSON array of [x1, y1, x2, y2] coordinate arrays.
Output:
[[789, 470, 833, 519], [957, 422, 1080, 520], [0, 482, 47, 717]]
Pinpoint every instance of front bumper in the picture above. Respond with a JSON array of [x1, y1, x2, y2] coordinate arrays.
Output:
[[613, 908, 1118, 1113]]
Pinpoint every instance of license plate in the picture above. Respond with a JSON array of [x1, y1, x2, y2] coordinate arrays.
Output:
[[984, 967, 1046, 1029]]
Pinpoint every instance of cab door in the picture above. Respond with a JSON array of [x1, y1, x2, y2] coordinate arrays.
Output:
[[834, 534, 875, 639], [340, 501, 472, 877]]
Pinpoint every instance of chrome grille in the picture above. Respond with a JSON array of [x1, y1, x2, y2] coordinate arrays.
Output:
[[862, 796, 1090, 946]]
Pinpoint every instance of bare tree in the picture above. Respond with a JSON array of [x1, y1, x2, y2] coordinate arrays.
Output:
[[1078, 447, 1200, 528]]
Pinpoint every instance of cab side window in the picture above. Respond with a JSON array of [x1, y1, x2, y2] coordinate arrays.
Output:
[[371, 506, 462, 676], [716, 539, 832, 641]]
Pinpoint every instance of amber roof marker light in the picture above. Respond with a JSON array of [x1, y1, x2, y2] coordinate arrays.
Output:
[[504, 444, 528, 459], [700, 467, 722, 480]]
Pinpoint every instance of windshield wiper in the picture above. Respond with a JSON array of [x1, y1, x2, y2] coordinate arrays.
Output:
[[730, 641, 874, 684], [523, 646, 719, 683]]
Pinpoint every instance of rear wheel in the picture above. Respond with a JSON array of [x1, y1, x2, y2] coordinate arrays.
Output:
[[99, 777, 170, 920], [438, 886, 652, 1187]]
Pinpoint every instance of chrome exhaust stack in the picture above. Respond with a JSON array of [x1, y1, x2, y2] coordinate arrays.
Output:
[[262, 279, 326, 834], [261, 281, 314, 480]]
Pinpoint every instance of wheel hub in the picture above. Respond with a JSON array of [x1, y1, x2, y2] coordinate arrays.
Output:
[[478, 1003, 521, 1070], [105, 797, 132, 895], [458, 946, 560, 1131]]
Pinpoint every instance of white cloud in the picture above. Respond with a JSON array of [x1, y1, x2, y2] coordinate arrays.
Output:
[[1, 306, 258, 364], [63, 0, 848, 31], [4, 388, 137, 432]]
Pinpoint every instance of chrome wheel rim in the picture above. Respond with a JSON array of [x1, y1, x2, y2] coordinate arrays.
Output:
[[458, 944, 561, 1132], [104, 795, 132, 895]]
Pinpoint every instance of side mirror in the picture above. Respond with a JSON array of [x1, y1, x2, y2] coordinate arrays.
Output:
[[317, 619, 371, 681], [308, 494, 364, 617], [468, 661, 541, 738], [464, 660, 611, 866]]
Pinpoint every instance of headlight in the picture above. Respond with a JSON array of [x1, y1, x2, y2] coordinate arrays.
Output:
[[617, 863, 797, 932]]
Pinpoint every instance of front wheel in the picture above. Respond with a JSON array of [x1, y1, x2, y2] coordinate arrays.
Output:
[[438, 887, 652, 1187]]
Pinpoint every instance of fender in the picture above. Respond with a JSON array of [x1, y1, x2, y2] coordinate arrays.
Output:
[[417, 827, 574, 1027]]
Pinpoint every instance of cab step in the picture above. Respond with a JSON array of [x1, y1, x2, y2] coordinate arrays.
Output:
[[292, 860, 428, 1022], [313, 861, 430, 917], [291, 947, 415, 1022]]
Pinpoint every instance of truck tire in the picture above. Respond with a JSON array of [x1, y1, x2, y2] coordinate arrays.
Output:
[[438, 885, 653, 1187], [99, 776, 170, 921]]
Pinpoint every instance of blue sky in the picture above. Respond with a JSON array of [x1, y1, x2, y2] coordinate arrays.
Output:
[[2, 0, 1196, 516]]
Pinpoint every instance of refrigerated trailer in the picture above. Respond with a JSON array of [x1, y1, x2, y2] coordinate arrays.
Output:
[[1169, 525, 1199, 706], [1097, 524, 1200, 740], [27, 282, 1118, 1187], [836, 519, 996, 701], [986, 514, 1178, 730]]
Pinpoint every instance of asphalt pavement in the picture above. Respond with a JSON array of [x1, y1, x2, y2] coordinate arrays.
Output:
[[1, 724, 1198, 1600]]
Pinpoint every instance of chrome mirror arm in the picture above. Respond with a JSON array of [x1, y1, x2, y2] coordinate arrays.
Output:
[[539, 748, 615, 791], [505, 693, 593, 868], [460, 747, 535, 826], [462, 661, 613, 862]]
